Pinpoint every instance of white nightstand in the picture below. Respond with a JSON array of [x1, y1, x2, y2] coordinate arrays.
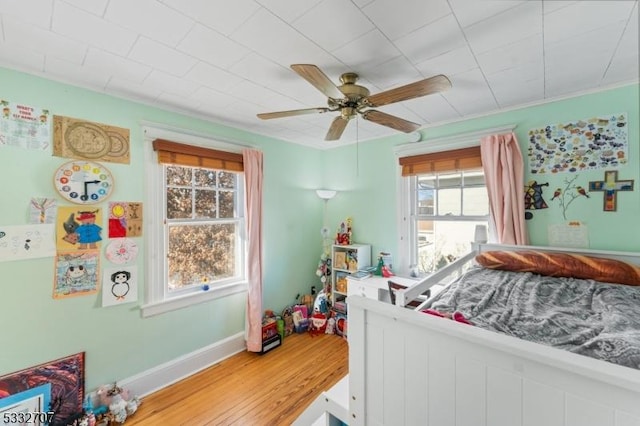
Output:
[[346, 275, 418, 303]]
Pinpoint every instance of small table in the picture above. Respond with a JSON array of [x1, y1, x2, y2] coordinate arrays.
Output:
[[346, 275, 418, 302]]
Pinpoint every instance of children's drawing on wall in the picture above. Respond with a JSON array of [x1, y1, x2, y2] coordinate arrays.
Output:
[[0, 224, 55, 262], [588, 170, 634, 212], [53, 251, 99, 299], [56, 206, 102, 250], [0, 99, 51, 150], [29, 197, 56, 224], [105, 238, 138, 264], [528, 113, 627, 174], [108, 202, 143, 238], [524, 180, 549, 220], [551, 175, 590, 220], [102, 265, 138, 307]]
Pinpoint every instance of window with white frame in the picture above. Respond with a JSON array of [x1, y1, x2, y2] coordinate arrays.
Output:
[[142, 129, 248, 317], [397, 140, 495, 276], [411, 169, 488, 273]]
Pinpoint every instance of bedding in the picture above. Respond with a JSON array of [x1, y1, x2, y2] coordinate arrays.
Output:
[[426, 266, 640, 369]]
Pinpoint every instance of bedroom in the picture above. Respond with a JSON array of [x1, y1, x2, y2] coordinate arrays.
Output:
[[0, 0, 638, 425]]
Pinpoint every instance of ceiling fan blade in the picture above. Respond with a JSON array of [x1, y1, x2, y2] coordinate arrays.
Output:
[[325, 117, 349, 141], [257, 107, 330, 120], [291, 64, 345, 100], [361, 110, 421, 133], [365, 74, 451, 108]]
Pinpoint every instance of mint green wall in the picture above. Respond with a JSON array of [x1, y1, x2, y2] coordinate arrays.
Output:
[[325, 83, 640, 261], [0, 68, 324, 390], [2, 66, 637, 395]]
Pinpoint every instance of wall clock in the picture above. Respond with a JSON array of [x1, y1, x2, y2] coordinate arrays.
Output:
[[53, 160, 114, 204]]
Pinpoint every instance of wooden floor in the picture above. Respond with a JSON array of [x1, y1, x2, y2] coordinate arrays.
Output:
[[125, 332, 349, 426]]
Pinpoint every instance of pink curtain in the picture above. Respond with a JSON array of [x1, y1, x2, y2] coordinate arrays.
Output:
[[480, 132, 528, 245], [243, 149, 263, 352]]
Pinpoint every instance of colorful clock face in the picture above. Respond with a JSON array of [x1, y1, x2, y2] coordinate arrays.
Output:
[[53, 160, 114, 204]]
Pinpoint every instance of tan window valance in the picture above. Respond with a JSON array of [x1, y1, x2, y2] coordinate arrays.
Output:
[[398, 146, 482, 176], [152, 139, 244, 172]]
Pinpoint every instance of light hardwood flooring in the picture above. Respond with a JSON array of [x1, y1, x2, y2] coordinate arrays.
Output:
[[125, 332, 349, 426]]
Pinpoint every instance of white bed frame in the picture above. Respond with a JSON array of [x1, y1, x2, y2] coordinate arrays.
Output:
[[347, 243, 640, 426]]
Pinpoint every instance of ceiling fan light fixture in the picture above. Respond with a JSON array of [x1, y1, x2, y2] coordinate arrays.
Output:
[[258, 64, 451, 141]]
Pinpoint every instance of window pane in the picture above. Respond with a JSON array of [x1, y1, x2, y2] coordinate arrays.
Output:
[[438, 173, 462, 188], [417, 220, 486, 273], [218, 171, 236, 189], [463, 187, 489, 216], [166, 166, 191, 186], [437, 188, 461, 215], [168, 223, 237, 290], [167, 188, 192, 219], [463, 170, 485, 186], [194, 168, 216, 187], [219, 191, 235, 218], [195, 189, 216, 218]]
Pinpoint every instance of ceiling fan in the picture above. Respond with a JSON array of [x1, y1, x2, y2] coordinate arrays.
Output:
[[257, 64, 452, 141]]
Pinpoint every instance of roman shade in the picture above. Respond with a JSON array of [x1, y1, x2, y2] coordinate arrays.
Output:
[[398, 146, 482, 176], [152, 138, 244, 172]]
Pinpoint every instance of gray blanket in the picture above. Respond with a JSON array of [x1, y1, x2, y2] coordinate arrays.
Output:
[[427, 266, 640, 369]]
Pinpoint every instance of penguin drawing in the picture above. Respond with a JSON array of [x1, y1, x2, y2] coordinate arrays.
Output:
[[111, 270, 131, 301]]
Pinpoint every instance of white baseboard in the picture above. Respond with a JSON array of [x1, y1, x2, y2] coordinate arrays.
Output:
[[117, 332, 246, 397]]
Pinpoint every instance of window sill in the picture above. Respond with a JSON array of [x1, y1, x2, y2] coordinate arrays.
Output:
[[140, 281, 248, 318]]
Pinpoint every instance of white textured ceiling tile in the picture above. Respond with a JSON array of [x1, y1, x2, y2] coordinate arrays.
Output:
[[464, 1, 541, 55], [106, 77, 162, 104], [0, 0, 52, 29], [105, 0, 193, 47], [44, 56, 111, 90], [3, 18, 87, 64], [492, 78, 544, 108], [162, 0, 261, 36], [85, 48, 151, 83], [143, 70, 199, 97], [178, 24, 250, 69], [156, 91, 205, 111], [254, 0, 322, 23], [332, 30, 400, 70], [293, 0, 374, 52], [128, 37, 197, 77], [229, 80, 305, 111], [485, 62, 544, 87], [61, 0, 108, 16], [441, 68, 498, 115], [403, 94, 461, 123], [0, 42, 44, 73], [189, 86, 238, 109], [363, 0, 451, 41], [415, 45, 478, 78], [229, 54, 323, 105], [545, 65, 606, 97], [231, 8, 339, 69], [363, 56, 423, 91], [52, 1, 137, 56], [544, 22, 624, 71], [185, 61, 244, 91], [603, 54, 640, 85], [448, 0, 527, 28], [542, 1, 578, 14], [352, 0, 375, 7], [476, 34, 542, 76], [395, 14, 467, 64], [544, 1, 636, 44]]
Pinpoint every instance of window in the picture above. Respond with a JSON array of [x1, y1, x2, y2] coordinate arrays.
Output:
[[396, 132, 503, 276], [142, 129, 248, 317], [412, 169, 488, 273]]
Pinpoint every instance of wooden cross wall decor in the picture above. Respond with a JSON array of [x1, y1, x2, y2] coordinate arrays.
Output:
[[588, 170, 634, 211]]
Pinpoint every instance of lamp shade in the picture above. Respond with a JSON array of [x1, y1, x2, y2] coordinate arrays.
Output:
[[316, 189, 337, 200], [474, 224, 488, 243]]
